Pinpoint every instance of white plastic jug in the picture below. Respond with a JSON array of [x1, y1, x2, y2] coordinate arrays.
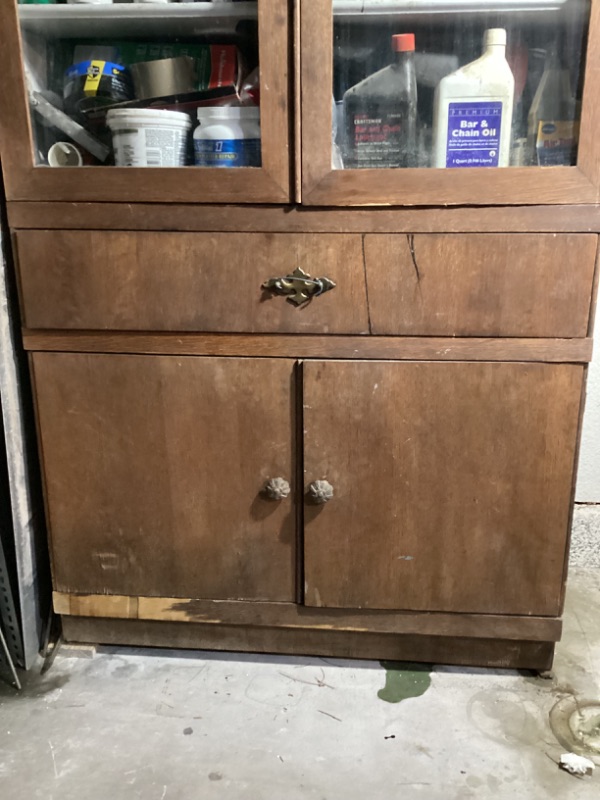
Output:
[[433, 29, 515, 169]]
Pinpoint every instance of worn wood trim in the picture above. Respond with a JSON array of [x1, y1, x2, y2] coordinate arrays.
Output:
[[7, 203, 600, 233], [61, 616, 556, 670], [577, 0, 600, 191], [300, 0, 333, 196], [54, 592, 139, 620], [53, 592, 562, 642], [3, 170, 291, 206], [558, 363, 592, 614], [300, 0, 600, 206], [22, 331, 593, 362], [303, 167, 599, 208], [0, 1, 291, 203], [294, 361, 305, 605], [0, 0, 34, 202], [257, 0, 292, 200], [587, 236, 600, 337], [28, 353, 58, 585], [294, 0, 302, 203]]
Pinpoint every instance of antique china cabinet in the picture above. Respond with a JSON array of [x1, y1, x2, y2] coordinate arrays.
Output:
[[1, 0, 598, 669]]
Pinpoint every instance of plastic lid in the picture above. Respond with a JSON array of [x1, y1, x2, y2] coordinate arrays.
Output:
[[106, 108, 192, 126], [484, 28, 507, 47], [392, 34, 415, 52], [196, 105, 260, 120]]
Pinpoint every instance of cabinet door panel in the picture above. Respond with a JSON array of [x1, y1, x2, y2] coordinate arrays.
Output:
[[33, 353, 296, 601], [301, 0, 600, 206], [1, 1, 290, 203], [303, 360, 583, 615]]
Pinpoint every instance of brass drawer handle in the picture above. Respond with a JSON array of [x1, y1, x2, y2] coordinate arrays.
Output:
[[261, 267, 336, 307], [308, 480, 334, 505], [263, 477, 291, 501]]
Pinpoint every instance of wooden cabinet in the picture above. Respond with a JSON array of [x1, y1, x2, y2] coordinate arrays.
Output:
[[1, 1, 598, 670]]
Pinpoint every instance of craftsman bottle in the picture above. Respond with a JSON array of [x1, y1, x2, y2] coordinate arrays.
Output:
[[342, 33, 417, 169]]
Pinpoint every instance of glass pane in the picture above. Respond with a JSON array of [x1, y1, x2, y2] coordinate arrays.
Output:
[[333, 0, 589, 169], [17, 0, 261, 169]]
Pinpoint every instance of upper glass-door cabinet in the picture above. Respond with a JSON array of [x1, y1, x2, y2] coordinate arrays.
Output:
[[0, 1, 290, 203], [301, 0, 600, 205]]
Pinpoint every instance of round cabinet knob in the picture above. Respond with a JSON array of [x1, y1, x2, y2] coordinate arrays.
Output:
[[308, 480, 334, 505], [263, 477, 291, 501]]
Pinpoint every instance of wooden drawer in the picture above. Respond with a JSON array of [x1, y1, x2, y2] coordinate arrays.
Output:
[[364, 233, 597, 337], [16, 231, 370, 334]]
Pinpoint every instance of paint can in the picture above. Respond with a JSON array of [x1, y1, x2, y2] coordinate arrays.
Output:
[[107, 108, 192, 167]]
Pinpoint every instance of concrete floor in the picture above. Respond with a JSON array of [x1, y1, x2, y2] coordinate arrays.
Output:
[[1, 511, 599, 799]]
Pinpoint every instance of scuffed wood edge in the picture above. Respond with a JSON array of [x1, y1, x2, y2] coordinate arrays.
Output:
[[25, 332, 593, 363], [52, 591, 562, 642]]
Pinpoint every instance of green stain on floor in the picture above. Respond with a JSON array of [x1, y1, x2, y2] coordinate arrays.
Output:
[[377, 661, 432, 704]]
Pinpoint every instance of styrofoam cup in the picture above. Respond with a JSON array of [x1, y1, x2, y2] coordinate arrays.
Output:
[[107, 108, 192, 168]]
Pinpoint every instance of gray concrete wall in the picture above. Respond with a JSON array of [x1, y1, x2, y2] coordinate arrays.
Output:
[[0, 208, 48, 668], [577, 303, 600, 503]]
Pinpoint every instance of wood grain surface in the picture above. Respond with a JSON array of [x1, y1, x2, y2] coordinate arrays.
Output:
[[33, 353, 297, 601], [22, 331, 594, 363], [61, 616, 556, 670], [53, 591, 562, 642], [16, 230, 369, 334], [302, 360, 583, 615], [8, 202, 600, 234], [364, 233, 598, 337]]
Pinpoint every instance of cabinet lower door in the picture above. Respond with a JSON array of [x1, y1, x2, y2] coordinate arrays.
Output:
[[33, 354, 296, 602], [303, 360, 583, 615]]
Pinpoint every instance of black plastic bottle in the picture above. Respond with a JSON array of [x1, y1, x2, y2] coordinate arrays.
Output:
[[342, 33, 417, 169]]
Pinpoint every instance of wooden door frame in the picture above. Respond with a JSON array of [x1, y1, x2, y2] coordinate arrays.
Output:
[[0, 0, 292, 203], [300, 0, 600, 206]]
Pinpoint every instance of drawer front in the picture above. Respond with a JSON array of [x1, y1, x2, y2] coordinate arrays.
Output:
[[17, 231, 370, 334], [364, 233, 597, 337]]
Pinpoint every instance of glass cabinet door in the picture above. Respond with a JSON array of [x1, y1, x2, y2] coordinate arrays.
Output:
[[301, 0, 599, 205], [0, 0, 290, 203]]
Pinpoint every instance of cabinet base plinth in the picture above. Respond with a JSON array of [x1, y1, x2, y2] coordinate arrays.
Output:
[[61, 616, 555, 671]]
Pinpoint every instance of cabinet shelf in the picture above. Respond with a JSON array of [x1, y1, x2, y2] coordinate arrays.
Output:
[[332, 0, 583, 22], [18, 1, 257, 38], [333, 0, 568, 12]]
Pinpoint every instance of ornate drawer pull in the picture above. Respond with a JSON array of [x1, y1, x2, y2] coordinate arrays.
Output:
[[261, 267, 336, 307], [308, 480, 334, 504], [263, 477, 291, 501]]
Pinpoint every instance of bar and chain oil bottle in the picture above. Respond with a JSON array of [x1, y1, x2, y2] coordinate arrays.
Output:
[[433, 28, 515, 168]]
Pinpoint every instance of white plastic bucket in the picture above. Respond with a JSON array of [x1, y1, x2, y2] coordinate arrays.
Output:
[[107, 108, 192, 167]]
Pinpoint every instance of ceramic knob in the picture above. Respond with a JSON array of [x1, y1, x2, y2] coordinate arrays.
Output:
[[263, 477, 291, 501], [308, 480, 334, 504]]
